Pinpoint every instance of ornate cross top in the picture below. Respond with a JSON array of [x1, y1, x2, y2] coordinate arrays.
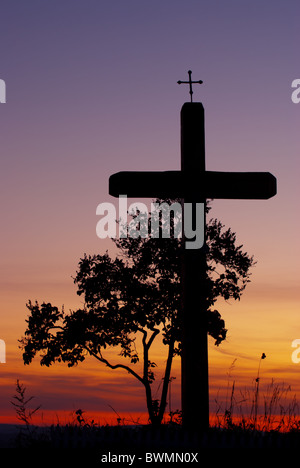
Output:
[[177, 70, 203, 102]]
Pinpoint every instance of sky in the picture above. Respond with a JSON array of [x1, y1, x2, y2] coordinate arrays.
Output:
[[0, 0, 299, 425]]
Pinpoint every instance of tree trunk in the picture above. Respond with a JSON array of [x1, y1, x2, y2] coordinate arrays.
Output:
[[141, 328, 174, 426], [158, 339, 175, 424], [143, 339, 175, 426], [144, 379, 157, 425]]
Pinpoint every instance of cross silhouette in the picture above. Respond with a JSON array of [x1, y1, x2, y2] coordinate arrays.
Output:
[[177, 70, 203, 102], [109, 85, 277, 431]]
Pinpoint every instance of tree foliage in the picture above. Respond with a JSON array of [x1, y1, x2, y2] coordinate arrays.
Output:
[[20, 201, 255, 425]]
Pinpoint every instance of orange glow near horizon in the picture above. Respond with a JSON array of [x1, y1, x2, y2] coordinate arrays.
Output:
[[1, 286, 300, 427]]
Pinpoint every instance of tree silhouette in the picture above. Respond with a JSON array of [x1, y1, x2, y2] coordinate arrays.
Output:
[[20, 200, 255, 425]]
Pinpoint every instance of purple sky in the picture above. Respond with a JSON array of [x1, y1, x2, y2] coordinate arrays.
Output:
[[0, 0, 299, 422]]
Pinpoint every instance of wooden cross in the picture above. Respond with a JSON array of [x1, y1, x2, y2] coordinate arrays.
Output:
[[177, 70, 203, 102], [108, 85, 277, 431]]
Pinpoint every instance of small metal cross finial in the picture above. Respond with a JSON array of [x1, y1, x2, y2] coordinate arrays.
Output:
[[177, 70, 203, 102]]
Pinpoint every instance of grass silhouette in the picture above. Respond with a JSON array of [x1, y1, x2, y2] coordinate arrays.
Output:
[[7, 365, 300, 448]]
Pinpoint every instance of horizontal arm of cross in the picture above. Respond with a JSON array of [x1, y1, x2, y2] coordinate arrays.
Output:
[[109, 170, 277, 200], [177, 80, 203, 85]]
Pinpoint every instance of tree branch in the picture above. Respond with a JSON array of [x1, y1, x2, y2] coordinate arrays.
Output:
[[136, 327, 160, 350], [85, 347, 144, 385], [147, 328, 160, 349], [137, 327, 147, 347]]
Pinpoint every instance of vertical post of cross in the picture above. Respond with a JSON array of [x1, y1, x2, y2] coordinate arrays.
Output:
[[180, 102, 209, 430]]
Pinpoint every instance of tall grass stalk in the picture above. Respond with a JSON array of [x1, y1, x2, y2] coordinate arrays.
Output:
[[213, 354, 300, 432]]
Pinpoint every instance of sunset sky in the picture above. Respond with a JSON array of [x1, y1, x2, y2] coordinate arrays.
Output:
[[0, 0, 299, 424]]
